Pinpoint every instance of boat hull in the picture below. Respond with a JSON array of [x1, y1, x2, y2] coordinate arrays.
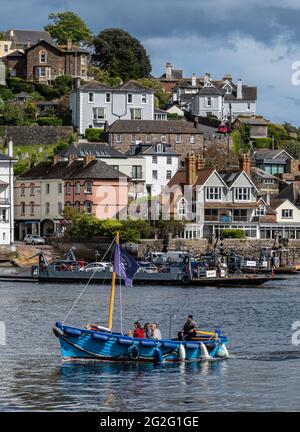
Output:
[[53, 323, 228, 363]]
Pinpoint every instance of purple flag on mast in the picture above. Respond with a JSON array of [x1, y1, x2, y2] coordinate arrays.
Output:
[[114, 243, 140, 288]]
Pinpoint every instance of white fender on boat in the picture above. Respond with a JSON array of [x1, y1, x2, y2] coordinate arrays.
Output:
[[200, 342, 211, 360], [216, 343, 229, 358], [179, 344, 186, 361]]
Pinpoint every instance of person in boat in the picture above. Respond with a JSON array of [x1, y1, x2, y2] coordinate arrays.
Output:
[[144, 322, 152, 339], [178, 315, 197, 340], [133, 321, 145, 338], [150, 323, 162, 340]]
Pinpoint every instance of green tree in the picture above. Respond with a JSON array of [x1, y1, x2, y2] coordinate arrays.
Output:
[[0, 102, 24, 125], [45, 11, 93, 45], [279, 140, 300, 159], [93, 28, 152, 81], [268, 123, 290, 142], [232, 124, 251, 155]]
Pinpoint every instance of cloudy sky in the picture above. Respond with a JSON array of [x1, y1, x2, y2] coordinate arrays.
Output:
[[1, 0, 300, 125]]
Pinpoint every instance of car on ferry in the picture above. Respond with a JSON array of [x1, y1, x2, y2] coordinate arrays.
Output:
[[24, 234, 46, 245]]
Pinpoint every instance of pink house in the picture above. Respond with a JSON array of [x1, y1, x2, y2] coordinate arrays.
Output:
[[64, 157, 129, 219]]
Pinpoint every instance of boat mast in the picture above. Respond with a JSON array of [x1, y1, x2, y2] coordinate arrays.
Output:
[[108, 231, 119, 330]]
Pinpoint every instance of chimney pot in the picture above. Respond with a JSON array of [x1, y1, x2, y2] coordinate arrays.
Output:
[[237, 78, 243, 99], [192, 73, 197, 87], [166, 62, 173, 80]]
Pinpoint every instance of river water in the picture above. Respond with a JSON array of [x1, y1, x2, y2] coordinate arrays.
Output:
[[0, 275, 300, 411]]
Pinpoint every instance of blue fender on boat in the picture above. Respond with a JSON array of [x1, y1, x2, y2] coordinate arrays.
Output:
[[63, 327, 82, 337], [185, 342, 199, 350], [91, 333, 109, 342], [140, 340, 157, 347], [118, 337, 134, 345], [154, 348, 163, 363], [162, 341, 178, 350]]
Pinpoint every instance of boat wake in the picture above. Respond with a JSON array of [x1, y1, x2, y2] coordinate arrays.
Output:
[[231, 350, 300, 362]]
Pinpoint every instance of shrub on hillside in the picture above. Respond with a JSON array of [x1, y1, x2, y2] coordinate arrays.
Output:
[[85, 128, 103, 142], [37, 116, 63, 126], [254, 138, 273, 148]]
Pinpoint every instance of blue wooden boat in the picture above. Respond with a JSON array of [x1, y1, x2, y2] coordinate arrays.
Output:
[[53, 233, 229, 363]]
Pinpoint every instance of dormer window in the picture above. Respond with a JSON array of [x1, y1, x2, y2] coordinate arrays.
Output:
[[39, 51, 46, 63], [235, 187, 251, 201]]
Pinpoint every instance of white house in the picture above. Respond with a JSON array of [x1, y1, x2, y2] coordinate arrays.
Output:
[[128, 142, 179, 196], [70, 80, 155, 135], [0, 142, 17, 245]]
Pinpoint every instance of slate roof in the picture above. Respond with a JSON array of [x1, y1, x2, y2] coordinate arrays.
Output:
[[276, 181, 300, 205], [76, 80, 153, 93], [59, 143, 126, 159], [219, 171, 242, 187], [0, 153, 17, 161], [253, 149, 293, 161], [6, 50, 24, 57], [5, 29, 53, 45], [236, 117, 269, 126], [270, 198, 288, 209], [198, 86, 225, 96], [160, 70, 183, 80], [17, 159, 128, 181], [108, 120, 202, 134], [127, 143, 179, 157]]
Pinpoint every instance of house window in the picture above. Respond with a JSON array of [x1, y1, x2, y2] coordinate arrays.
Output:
[[264, 179, 274, 185], [127, 93, 133, 104], [255, 205, 266, 216], [152, 156, 157, 164], [21, 202, 25, 216], [88, 92, 94, 103], [4, 45, 8, 53], [166, 170, 172, 179], [58, 202, 63, 214], [206, 187, 221, 200], [152, 170, 158, 180], [161, 136, 166, 143], [58, 183, 62, 194], [36, 67, 46, 77], [132, 165, 142, 179], [205, 97, 212, 107], [75, 182, 81, 194], [30, 183, 35, 196], [131, 134, 136, 143], [105, 93, 111, 103], [93, 107, 105, 121], [141, 94, 147, 104], [46, 184, 50, 194], [116, 134, 122, 143], [167, 156, 172, 165], [66, 182, 71, 195], [177, 200, 187, 215], [282, 209, 293, 219], [65, 201, 71, 207], [1, 210, 6, 222], [39, 51, 46, 63], [190, 136, 196, 144], [146, 135, 151, 144], [45, 202, 50, 214], [233, 209, 248, 222], [75, 201, 80, 212], [130, 108, 142, 120], [84, 201, 92, 214], [20, 184, 25, 196], [30, 202, 35, 216], [176, 135, 181, 144], [81, 56, 86, 65], [234, 187, 251, 201], [85, 181, 92, 194]]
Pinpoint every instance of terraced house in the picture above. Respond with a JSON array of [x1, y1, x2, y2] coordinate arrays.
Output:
[[14, 156, 129, 239]]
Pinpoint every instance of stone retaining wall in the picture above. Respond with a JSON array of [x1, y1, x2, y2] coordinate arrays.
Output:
[[4, 126, 74, 146]]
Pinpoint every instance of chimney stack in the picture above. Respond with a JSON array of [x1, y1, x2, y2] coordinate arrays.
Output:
[[185, 152, 197, 185], [204, 73, 211, 84], [27, 40, 31, 49], [8, 137, 13, 157], [239, 153, 251, 175], [237, 78, 242, 99], [196, 154, 205, 170], [75, 77, 81, 89], [166, 62, 172, 80], [67, 39, 72, 51], [191, 73, 197, 87], [83, 155, 96, 166], [68, 154, 77, 165]]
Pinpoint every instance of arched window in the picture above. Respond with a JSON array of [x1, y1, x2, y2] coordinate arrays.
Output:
[[21, 202, 25, 216], [66, 182, 71, 195], [20, 184, 25, 196], [39, 50, 46, 63], [84, 201, 92, 214], [65, 201, 71, 207], [75, 182, 81, 194], [30, 183, 35, 196], [30, 202, 34, 216], [75, 201, 81, 212], [84, 181, 92, 194]]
